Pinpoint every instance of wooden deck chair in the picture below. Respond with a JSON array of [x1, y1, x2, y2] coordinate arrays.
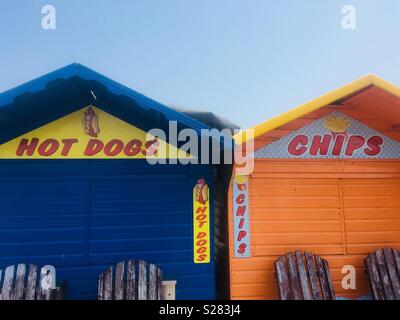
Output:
[[274, 251, 336, 300], [365, 248, 400, 300], [98, 259, 164, 300], [0, 264, 56, 300]]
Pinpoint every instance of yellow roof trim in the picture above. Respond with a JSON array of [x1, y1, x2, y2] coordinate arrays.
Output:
[[234, 74, 400, 144]]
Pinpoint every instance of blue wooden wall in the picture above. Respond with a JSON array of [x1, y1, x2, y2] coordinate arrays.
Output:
[[0, 160, 215, 300]]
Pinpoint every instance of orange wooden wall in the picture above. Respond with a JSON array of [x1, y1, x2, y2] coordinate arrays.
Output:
[[228, 160, 400, 299]]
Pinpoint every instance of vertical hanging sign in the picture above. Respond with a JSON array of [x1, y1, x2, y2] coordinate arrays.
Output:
[[193, 178, 211, 264], [233, 175, 251, 258]]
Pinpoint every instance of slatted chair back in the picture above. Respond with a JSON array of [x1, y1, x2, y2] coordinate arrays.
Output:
[[365, 248, 400, 300], [0, 264, 56, 300], [98, 259, 163, 300], [274, 251, 336, 300]]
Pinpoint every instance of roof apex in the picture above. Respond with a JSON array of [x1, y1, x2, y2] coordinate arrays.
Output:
[[234, 74, 400, 144], [0, 63, 211, 133]]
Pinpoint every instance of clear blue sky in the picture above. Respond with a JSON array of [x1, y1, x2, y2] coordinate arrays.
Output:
[[1, 0, 400, 128]]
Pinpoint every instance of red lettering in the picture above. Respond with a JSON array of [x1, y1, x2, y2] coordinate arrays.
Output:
[[310, 135, 331, 156], [196, 207, 208, 228], [38, 139, 59, 156], [237, 230, 247, 242], [196, 232, 207, 239], [364, 136, 383, 156], [196, 239, 207, 247], [84, 139, 104, 156], [285, 132, 385, 158], [345, 135, 365, 156], [196, 247, 207, 254], [235, 194, 245, 205], [236, 206, 246, 217], [288, 135, 308, 156], [197, 220, 207, 228], [237, 243, 247, 255], [195, 227, 208, 261], [332, 135, 346, 156], [196, 206, 207, 214], [196, 214, 207, 221], [142, 139, 159, 156], [123, 139, 143, 156], [16, 138, 39, 156], [197, 254, 207, 262], [238, 218, 245, 229], [104, 139, 124, 156], [61, 139, 78, 156]]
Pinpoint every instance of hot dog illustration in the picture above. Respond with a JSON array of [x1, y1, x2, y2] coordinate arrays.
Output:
[[194, 178, 209, 205], [82, 106, 100, 137]]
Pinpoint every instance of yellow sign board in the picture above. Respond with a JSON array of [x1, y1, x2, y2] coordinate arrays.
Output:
[[193, 178, 211, 264], [0, 106, 190, 159]]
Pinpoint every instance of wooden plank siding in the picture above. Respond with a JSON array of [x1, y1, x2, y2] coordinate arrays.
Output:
[[229, 160, 400, 299], [0, 161, 216, 300]]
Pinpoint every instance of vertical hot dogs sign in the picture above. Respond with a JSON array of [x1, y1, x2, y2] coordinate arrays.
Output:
[[233, 175, 251, 258], [193, 178, 211, 263], [0, 106, 188, 159], [255, 111, 400, 159]]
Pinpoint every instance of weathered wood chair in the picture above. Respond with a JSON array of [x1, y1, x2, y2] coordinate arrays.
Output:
[[274, 251, 336, 300], [0, 264, 56, 300], [98, 259, 163, 300], [365, 248, 400, 300]]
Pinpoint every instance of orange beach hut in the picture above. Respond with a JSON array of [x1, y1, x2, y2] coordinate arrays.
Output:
[[229, 74, 400, 299]]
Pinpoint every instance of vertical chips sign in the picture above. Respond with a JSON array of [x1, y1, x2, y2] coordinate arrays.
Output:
[[193, 178, 210, 264], [233, 175, 251, 258]]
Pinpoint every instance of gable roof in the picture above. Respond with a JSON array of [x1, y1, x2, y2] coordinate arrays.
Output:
[[0, 63, 211, 145], [234, 74, 400, 144]]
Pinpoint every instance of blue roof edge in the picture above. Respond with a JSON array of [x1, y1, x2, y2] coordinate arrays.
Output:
[[0, 63, 234, 150], [0, 63, 79, 106]]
